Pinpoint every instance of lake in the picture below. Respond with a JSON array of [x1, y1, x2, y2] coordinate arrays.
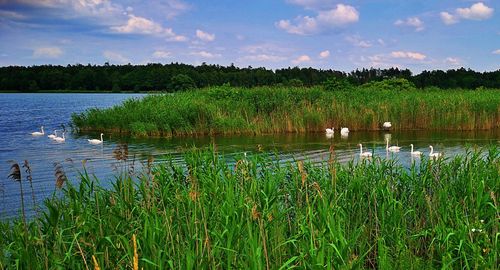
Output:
[[0, 93, 499, 219]]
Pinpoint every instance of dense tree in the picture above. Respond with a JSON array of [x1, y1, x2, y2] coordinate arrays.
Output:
[[0, 63, 498, 92]]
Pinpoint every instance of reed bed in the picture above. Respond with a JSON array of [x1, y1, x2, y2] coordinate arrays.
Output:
[[0, 147, 498, 269], [71, 86, 500, 137]]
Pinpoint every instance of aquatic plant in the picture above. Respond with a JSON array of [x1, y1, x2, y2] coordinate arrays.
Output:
[[72, 86, 500, 137], [0, 146, 498, 269]]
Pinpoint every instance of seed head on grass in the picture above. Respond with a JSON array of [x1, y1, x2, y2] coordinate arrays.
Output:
[[53, 162, 67, 189], [8, 162, 21, 182]]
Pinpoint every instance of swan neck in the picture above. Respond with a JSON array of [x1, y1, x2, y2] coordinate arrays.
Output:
[[359, 144, 363, 154], [429, 146, 433, 155]]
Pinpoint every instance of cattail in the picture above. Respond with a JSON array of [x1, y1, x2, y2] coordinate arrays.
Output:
[[132, 234, 138, 270], [8, 163, 21, 182], [54, 162, 67, 189]]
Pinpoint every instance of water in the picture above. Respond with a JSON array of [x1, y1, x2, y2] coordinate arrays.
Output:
[[0, 93, 499, 219]]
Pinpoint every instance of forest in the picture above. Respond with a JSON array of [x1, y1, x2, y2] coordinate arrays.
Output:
[[0, 62, 499, 92]]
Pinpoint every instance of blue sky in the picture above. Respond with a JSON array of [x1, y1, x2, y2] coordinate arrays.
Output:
[[0, 0, 498, 73]]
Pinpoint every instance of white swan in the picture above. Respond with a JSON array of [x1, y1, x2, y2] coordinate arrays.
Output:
[[54, 132, 65, 143], [410, 144, 422, 156], [383, 122, 392, 129], [386, 138, 401, 152], [31, 126, 44, 136], [358, 144, 372, 158], [325, 128, 334, 134], [48, 130, 58, 139], [88, 133, 104, 145], [429, 145, 443, 159], [340, 127, 349, 135]]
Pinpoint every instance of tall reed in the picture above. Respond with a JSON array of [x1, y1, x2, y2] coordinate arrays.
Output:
[[0, 146, 498, 269], [72, 86, 500, 137]]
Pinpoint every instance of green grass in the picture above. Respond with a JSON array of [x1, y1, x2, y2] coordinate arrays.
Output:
[[71, 85, 500, 137], [1, 147, 498, 269]]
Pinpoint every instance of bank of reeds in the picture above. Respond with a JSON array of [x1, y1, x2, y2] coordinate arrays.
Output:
[[0, 147, 498, 269], [71, 86, 500, 137]]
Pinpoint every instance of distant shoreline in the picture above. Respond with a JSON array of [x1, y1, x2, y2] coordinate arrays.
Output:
[[0, 90, 156, 94]]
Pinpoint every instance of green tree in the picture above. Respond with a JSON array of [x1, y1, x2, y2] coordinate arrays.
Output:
[[169, 74, 196, 92]]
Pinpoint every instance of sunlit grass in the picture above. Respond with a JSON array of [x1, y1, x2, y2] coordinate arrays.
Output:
[[1, 146, 498, 269], [71, 86, 500, 137]]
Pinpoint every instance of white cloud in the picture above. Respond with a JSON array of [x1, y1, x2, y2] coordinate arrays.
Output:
[[391, 51, 426, 60], [103, 50, 129, 63], [0, 10, 27, 19], [444, 57, 462, 66], [394, 17, 424, 32], [319, 50, 330, 59], [111, 14, 187, 41], [377, 38, 386, 46], [33, 47, 63, 58], [440, 12, 458, 25], [441, 2, 494, 25], [492, 49, 500, 55], [345, 35, 372, 48], [292, 55, 311, 64], [276, 4, 359, 35], [190, 51, 221, 59], [152, 50, 171, 59], [15, 0, 123, 20], [195, 29, 215, 42], [240, 54, 287, 62]]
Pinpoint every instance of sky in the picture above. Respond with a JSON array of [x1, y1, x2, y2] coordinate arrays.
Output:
[[0, 0, 499, 73]]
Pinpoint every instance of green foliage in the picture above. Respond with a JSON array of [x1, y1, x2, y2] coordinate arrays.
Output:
[[323, 76, 352, 91], [0, 147, 498, 269], [72, 86, 500, 136], [169, 74, 197, 92], [286, 78, 303, 87], [361, 78, 416, 91]]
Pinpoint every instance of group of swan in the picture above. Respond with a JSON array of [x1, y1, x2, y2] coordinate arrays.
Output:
[[325, 127, 349, 135], [358, 143, 442, 159], [31, 126, 103, 145]]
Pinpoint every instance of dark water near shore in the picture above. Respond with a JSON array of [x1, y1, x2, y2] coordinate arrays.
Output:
[[0, 93, 499, 219]]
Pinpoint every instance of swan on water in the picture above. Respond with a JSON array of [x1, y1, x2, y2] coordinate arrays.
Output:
[[54, 132, 65, 143], [358, 144, 372, 158], [88, 133, 104, 145], [386, 138, 401, 152], [383, 122, 392, 129], [340, 127, 349, 135], [325, 128, 334, 134], [31, 126, 44, 136], [410, 144, 422, 156], [429, 145, 443, 159], [48, 130, 58, 139]]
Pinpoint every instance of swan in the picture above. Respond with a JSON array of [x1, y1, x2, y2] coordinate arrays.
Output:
[[88, 133, 104, 145], [340, 127, 349, 135], [31, 126, 44, 136], [383, 122, 392, 129], [325, 128, 334, 134], [429, 145, 443, 159], [410, 144, 422, 156], [358, 144, 372, 158], [54, 132, 65, 143], [386, 138, 401, 152], [48, 130, 58, 139]]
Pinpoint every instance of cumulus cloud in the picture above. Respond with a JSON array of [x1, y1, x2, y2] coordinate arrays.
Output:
[[240, 54, 287, 62], [103, 50, 129, 63], [441, 2, 494, 25], [190, 51, 221, 59], [492, 49, 500, 55], [394, 17, 424, 31], [13, 0, 123, 20], [276, 4, 359, 35], [292, 55, 311, 64], [195, 29, 215, 42], [444, 57, 462, 66], [345, 35, 372, 48], [111, 14, 187, 41], [391, 51, 426, 60], [319, 50, 330, 59], [152, 50, 171, 59], [33, 47, 63, 58]]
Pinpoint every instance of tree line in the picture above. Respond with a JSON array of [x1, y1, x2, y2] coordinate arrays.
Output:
[[0, 62, 498, 92]]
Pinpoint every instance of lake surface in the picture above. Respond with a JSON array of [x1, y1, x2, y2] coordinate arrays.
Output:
[[0, 93, 499, 219]]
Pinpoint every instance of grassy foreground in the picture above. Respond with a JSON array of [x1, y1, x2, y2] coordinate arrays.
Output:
[[1, 147, 499, 269], [71, 86, 500, 137]]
